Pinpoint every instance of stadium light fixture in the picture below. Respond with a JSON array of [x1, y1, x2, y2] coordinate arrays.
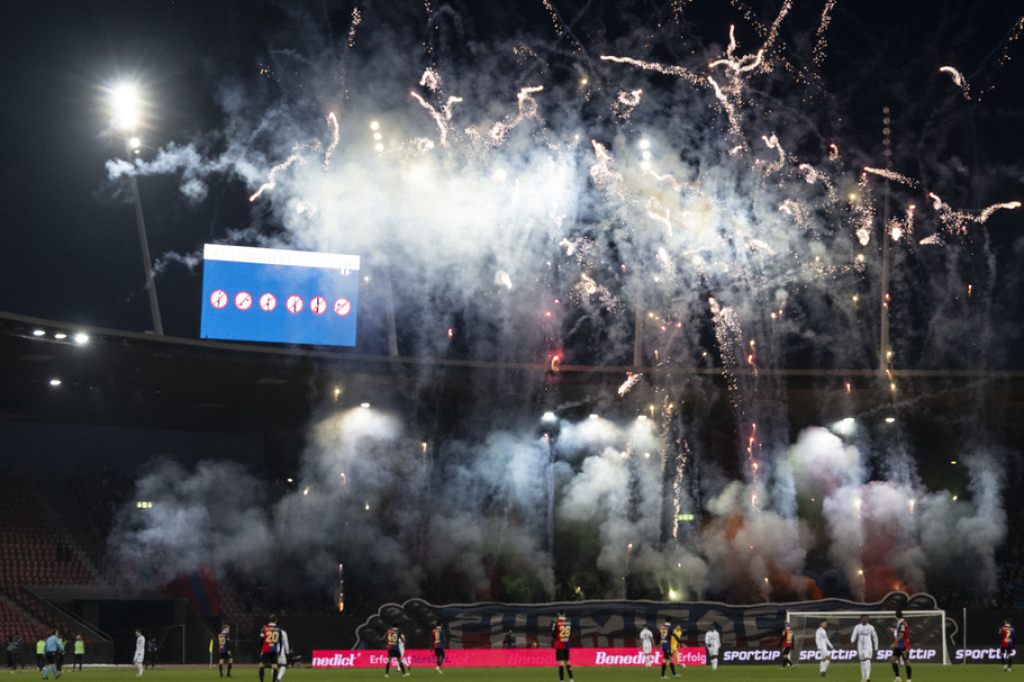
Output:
[[32, 329, 45, 337], [110, 82, 142, 132], [636, 414, 648, 421], [884, 416, 896, 424], [48, 378, 62, 387], [360, 402, 371, 409], [831, 417, 856, 437], [54, 332, 67, 340], [73, 332, 90, 345], [107, 80, 163, 336], [541, 411, 557, 423], [589, 413, 599, 420]]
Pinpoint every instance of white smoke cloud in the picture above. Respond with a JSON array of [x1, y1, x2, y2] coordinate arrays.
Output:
[[101, 3, 1016, 606]]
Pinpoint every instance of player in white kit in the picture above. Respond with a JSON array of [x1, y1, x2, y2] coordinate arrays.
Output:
[[275, 628, 291, 681], [639, 625, 654, 668], [851, 615, 879, 682], [705, 626, 721, 671], [133, 630, 145, 677], [815, 620, 834, 677]]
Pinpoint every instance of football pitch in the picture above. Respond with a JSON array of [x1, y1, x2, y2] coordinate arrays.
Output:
[[38, 664, 1008, 681]]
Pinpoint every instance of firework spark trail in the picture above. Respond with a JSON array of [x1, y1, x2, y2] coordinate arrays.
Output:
[[929, 192, 1022, 234], [249, 153, 304, 202], [853, 176, 875, 246], [540, 0, 587, 55], [759, 134, 786, 174], [613, 89, 644, 120], [347, 6, 362, 48], [599, 55, 705, 87], [939, 66, 971, 100], [863, 166, 920, 187], [588, 141, 626, 200], [761, 0, 794, 56], [617, 373, 643, 396], [709, 25, 765, 74], [779, 199, 811, 230], [978, 201, 1023, 222], [419, 68, 442, 91], [707, 75, 744, 140], [996, 16, 1024, 67], [888, 204, 916, 242], [410, 91, 455, 147], [323, 112, 340, 171], [488, 86, 544, 144], [813, 0, 837, 67]]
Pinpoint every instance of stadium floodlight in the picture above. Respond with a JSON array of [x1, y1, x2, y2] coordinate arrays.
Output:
[[831, 417, 856, 437], [73, 332, 89, 345], [54, 332, 67, 340], [786, 609, 950, 665], [49, 378, 62, 387], [589, 413, 599, 420], [360, 402, 371, 409], [107, 80, 163, 336], [110, 82, 142, 132], [32, 329, 45, 337], [541, 411, 557, 423], [636, 414, 648, 421], [884, 416, 896, 423]]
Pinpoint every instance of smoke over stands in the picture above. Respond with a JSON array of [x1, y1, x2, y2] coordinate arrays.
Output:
[[106, 1, 1021, 607]]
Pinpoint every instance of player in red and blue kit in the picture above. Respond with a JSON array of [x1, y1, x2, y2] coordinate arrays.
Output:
[[890, 610, 911, 682], [384, 626, 408, 678], [659, 621, 678, 678], [999, 620, 1015, 672], [433, 621, 446, 673], [258, 616, 281, 682], [216, 625, 233, 678], [552, 611, 574, 682]]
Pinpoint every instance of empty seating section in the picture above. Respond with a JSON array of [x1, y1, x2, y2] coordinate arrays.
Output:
[[0, 476, 99, 627]]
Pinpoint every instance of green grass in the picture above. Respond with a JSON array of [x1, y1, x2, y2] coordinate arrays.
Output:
[[27, 664, 1008, 681]]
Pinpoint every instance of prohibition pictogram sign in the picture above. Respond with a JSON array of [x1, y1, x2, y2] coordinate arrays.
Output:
[[310, 296, 328, 315], [234, 291, 253, 311], [259, 293, 277, 312], [333, 298, 352, 317], [286, 295, 304, 314], [210, 289, 228, 309]]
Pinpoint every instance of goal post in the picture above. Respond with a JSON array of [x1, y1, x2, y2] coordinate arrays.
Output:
[[785, 609, 949, 666]]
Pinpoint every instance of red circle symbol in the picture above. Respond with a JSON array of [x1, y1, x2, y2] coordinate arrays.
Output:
[[234, 291, 253, 311], [259, 293, 277, 312], [310, 296, 328, 315], [285, 295, 304, 314], [334, 298, 352, 317], [210, 290, 228, 309]]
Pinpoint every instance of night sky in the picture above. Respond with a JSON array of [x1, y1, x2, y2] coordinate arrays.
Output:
[[1, 0, 1022, 352]]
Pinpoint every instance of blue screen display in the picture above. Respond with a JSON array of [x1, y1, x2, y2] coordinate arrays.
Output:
[[199, 244, 360, 347]]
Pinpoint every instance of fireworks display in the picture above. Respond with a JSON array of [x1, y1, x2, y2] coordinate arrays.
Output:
[[106, 1, 1023, 606]]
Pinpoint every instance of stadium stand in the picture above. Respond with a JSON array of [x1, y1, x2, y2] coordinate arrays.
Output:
[[0, 475, 102, 629]]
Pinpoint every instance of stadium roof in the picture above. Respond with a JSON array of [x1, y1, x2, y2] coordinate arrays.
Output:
[[2, 310, 1023, 437]]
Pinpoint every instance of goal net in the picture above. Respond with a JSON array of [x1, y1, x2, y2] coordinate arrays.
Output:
[[786, 610, 949, 666]]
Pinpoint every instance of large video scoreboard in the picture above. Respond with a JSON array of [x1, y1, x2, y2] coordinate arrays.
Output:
[[200, 244, 360, 347]]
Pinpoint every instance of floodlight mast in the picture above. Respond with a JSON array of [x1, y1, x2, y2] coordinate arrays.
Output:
[[111, 83, 163, 335]]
